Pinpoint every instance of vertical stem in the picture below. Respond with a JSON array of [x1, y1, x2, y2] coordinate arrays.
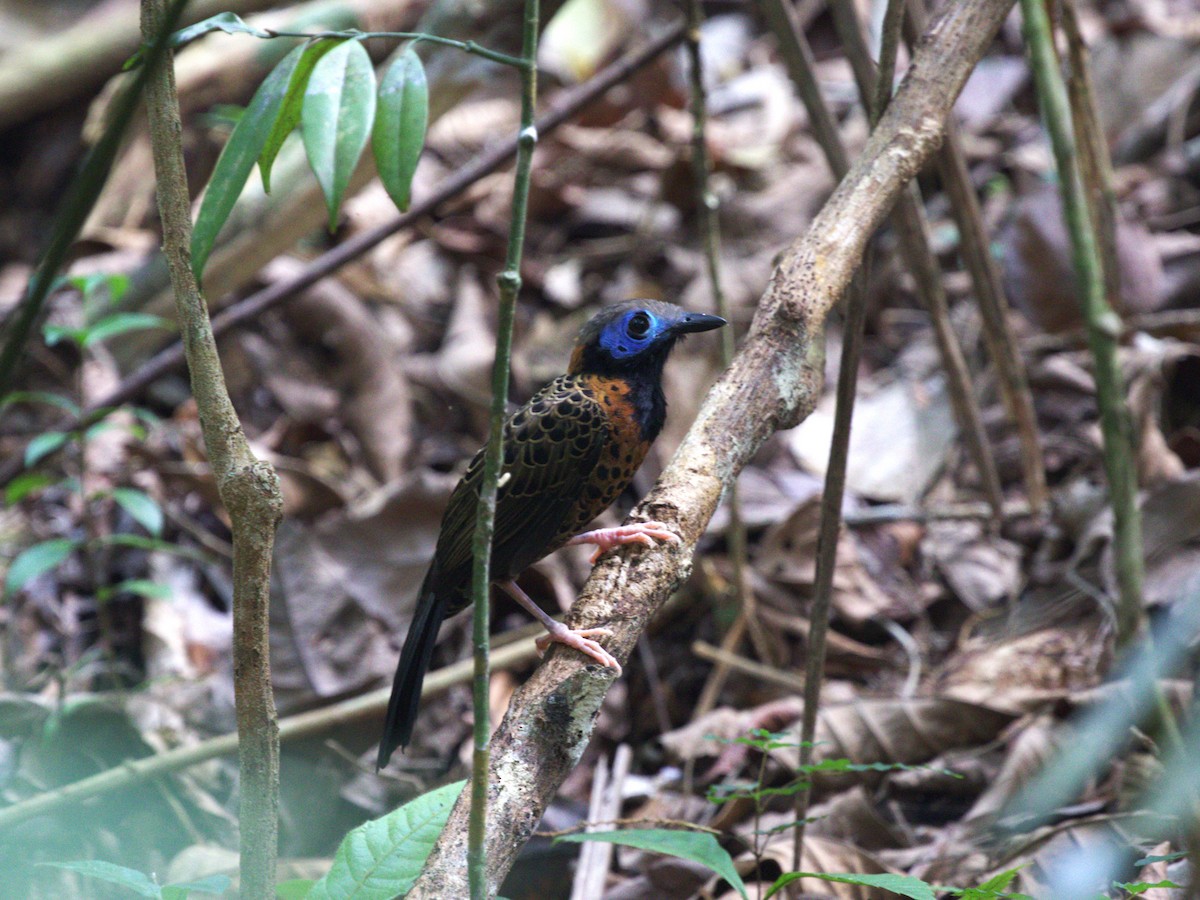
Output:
[[1020, 0, 1144, 645], [935, 118, 1049, 511], [1059, 0, 1120, 313], [754, 0, 873, 871], [467, 1, 539, 895], [871, 0, 907, 128], [685, 0, 766, 678], [905, 0, 1048, 513], [140, 3, 283, 898], [830, 0, 1005, 518]]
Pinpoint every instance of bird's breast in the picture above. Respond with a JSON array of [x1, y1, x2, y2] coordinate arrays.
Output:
[[546, 376, 654, 545], [586, 376, 649, 448]]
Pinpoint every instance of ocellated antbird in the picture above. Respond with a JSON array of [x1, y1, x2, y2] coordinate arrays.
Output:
[[378, 300, 725, 768]]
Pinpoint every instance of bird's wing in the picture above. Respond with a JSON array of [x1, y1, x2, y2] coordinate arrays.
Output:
[[433, 377, 609, 583]]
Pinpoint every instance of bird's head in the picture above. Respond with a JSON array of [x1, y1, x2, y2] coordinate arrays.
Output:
[[568, 300, 726, 376]]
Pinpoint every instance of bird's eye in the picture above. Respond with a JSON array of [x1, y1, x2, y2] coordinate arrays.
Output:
[[626, 312, 652, 340]]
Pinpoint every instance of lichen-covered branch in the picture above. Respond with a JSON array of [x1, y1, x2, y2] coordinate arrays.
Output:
[[406, 0, 1017, 894], [140, 2, 284, 897]]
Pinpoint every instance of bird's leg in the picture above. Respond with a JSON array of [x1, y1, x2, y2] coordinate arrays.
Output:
[[567, 521, 682, 565], [497, 580, 622, 673]]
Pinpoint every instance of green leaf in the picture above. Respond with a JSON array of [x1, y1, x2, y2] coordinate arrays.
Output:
[[768, 872, 937, 900], [192, 45, 306, 279], [307, 781, 464, 900], [82, 313, 169, 348], [372, 47, 427, 212], [5, 472, 56, 504], [1115, 881, 1181, 896], [171, 11, 270, 48], [275, 878, 314, 899], [24, 431, 70, 467], [556, 829, 747, 900], [43, 324, 89, 348], [5, 539, 78, 595], [162, 874, 232, 899], [84, 418, 121, 441], [1136, 852, 1187, 866], [111, 487, 164, 535], [973, 868, 1022, 892], [132, 406, 163, 427], [104, 579, 173, 601], [67, 271, 130, 307], [260, 39, 341, 192], [957, 885, 1035, 900], [1, 390, 80, 415], [302, 39, 376, 231], [39, 860, 161, 897]]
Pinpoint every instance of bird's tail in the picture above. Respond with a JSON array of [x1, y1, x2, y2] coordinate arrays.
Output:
[[377, 564, 448, 770]]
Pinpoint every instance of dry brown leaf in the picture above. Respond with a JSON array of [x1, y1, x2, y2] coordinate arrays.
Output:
[[766, 698, 1016, 773], [802, 785, 906, 851], [937, 621, 1105, 713], [270, 473, 453, 708], [266, 258, 414, 483], [1010, 817, 1140, 898], [925, 519, 1023, 613], [660, 697, 1016, 790], [757, 497, 913, 625], [1128, 354, 1188, 487], [964, 714, 1060, 824], [1000, 184, 1165, 333], [788, 374, 958, 505], [433, 271, 500, 427]]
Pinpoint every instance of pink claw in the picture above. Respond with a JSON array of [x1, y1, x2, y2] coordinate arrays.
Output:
[[536, 624, 622, 673], [568, 521, 682, 564]]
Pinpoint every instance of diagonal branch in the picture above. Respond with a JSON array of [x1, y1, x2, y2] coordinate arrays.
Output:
[[406, 0, 1017, 894]]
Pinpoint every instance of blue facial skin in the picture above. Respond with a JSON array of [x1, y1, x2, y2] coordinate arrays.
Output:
[[599, 310, 662, 359]]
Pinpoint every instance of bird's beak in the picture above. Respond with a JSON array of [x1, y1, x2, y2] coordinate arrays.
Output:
[[672, 312, 727, 334]]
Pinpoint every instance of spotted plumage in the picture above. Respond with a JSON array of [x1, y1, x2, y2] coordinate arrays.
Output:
[[378, 300, 725, 768]]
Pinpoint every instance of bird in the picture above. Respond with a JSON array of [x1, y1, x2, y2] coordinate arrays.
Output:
[[377, 299, 726, 768]]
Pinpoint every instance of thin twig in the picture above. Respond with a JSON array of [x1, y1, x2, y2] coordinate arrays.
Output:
[[906, 0, 1048, 513], [140, 1, 283, 894], [1020, 0, 1144, 646], [871, 0, 907, 128], [467, 0, 539, 893], [259, 28, 530, 70], [691, 641, 808, 693], [1058, 0, 1148, 649], [829, 0, 1006, 518], [758, 0, 849, 176], [843, 499, 1032, 525], [1056, 0, 1185, 773], [754, 0, 872, 869], [686, 0, 771, 677]]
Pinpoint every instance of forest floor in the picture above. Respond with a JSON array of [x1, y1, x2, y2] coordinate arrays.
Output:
[[2, 0, 1200, 897]]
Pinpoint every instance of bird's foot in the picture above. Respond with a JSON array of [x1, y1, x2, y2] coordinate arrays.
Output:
[[568, 521, 682, 565], [536, 623, 622, 673]]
